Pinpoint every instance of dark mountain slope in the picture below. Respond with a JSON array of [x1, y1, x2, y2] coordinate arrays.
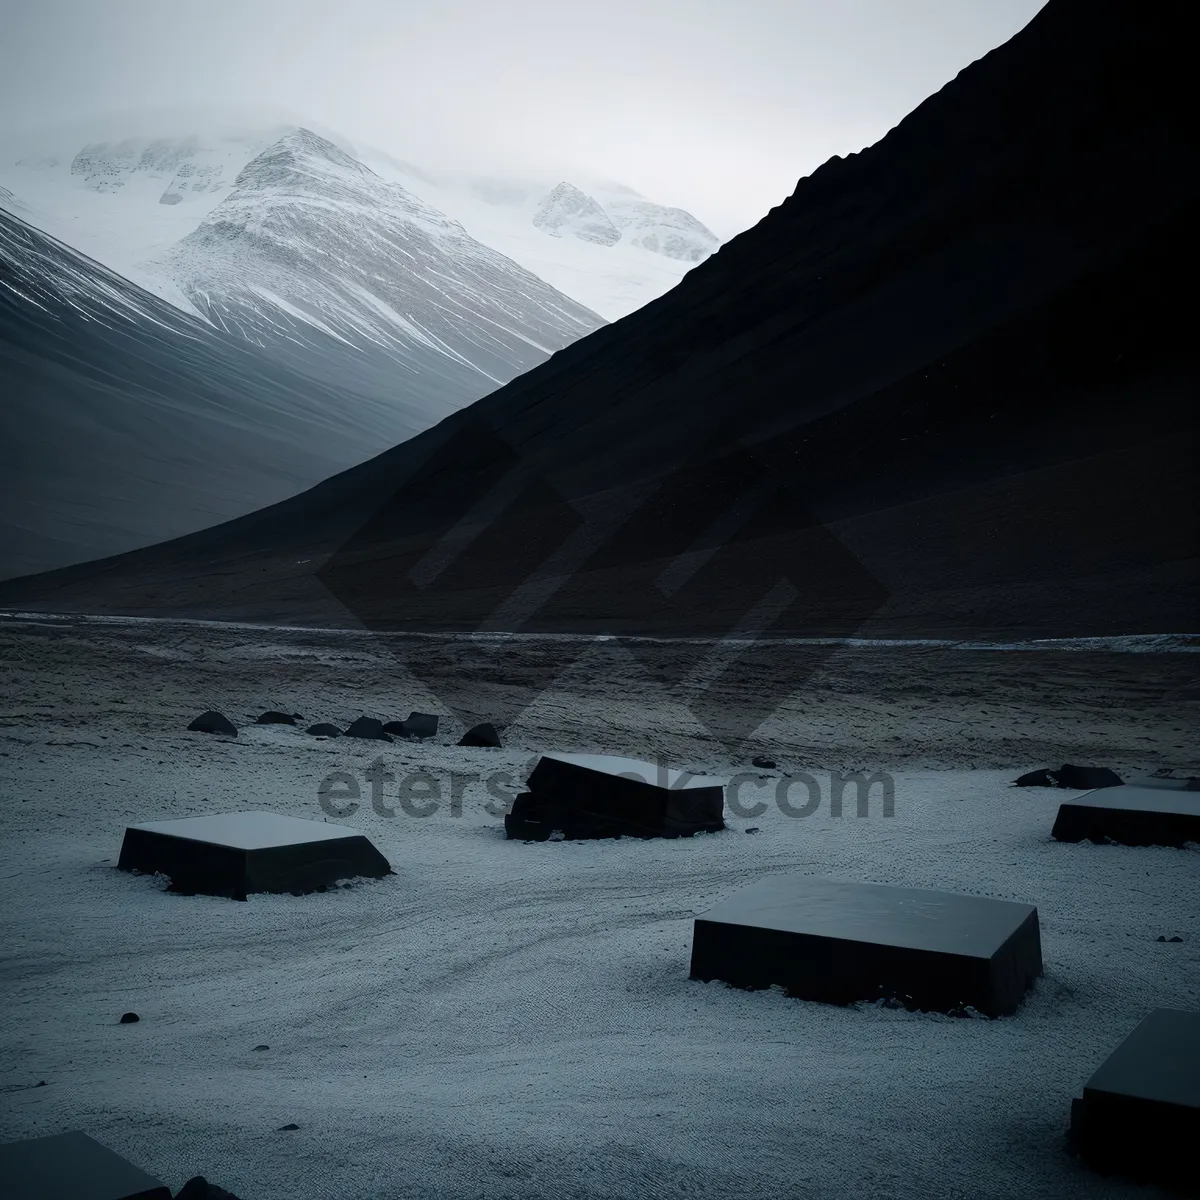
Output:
[[2, 0, 1195, 637]]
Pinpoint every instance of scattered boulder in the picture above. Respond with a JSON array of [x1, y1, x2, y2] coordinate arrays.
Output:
[[119, 1012, 139, 1024], [751, 756, 776, 770], [344, 717, 391, 741], [277, 1123, 300, 1132], [1014, 768, 1058, 787], [1055, 764, 1123, 790], [745, 826, 761, 834], [255, 711, 300, 725], [187, 711, 237, 737], [252, 1044, 270, 1051], [305, 723, 342, 738], [175, 1177, 246, 1200], [458, 722, 501, 748], [386, 712, 439, 739]]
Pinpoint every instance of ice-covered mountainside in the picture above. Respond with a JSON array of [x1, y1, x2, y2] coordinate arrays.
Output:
[[363, 160, 720, 319], [595, 191, 720, 263], [68, 131, 279, 200], [1, 204, 483, 577], [531, 182, 620, 245], [156, 129, 603, 397], [0, 120, 721, 322], [0, 184, 28, 215]]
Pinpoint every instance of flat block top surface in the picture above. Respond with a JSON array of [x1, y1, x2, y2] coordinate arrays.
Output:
[[1084, 1008, 1200, 1109], [1063, 785, 1200, 817], [539, 752, 725, 791], [127, 810, 361, 849], [697, 874, 1036, 959], [0, 1130, 168, 1199]]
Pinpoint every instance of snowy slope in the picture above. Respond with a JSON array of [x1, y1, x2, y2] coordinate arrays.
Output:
[[0, 205, 548, 578], [154, 129, 604, 397], [0, 121, 721, 323], [363, 158, 721, 319], [531, 182, 621, 245]]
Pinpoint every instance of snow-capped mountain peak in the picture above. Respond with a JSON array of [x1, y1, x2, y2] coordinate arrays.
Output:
[[532, 182, 621, 245]]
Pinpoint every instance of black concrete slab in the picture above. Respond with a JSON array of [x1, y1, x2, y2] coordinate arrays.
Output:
[[0, 1130, 171, 1200], [1070, 1008, 1200, 1190], [690, 874, 1042, 1017], [118, 810, 392, 900], [509, 752, 726, 840], [1052, 783, 1200, 847]]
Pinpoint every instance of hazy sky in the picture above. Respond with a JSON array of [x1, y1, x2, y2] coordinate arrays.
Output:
[[2, 0, 1045, 237]]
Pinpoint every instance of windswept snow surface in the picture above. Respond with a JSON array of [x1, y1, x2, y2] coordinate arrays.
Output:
[[0, 617, 1197, 1199]]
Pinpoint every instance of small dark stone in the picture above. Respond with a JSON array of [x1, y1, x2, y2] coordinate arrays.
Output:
[[344, 717, 391, 741], [751, 756, 776, 770], [1169, 935, 1183, 943], [255, 711, 298, 725], [1014, 768, 1057, 787], [34, 1080, 46, 1087], [458, 722, 501, 748], [119, 1011, 139, 1024], [175, 1176, 246, 1200], [253, 1044, 270, 1051], [1157, 935, 1167, 942], [187, 711, 237, 737], [1055, 764, 1123, 790], [745, 826, 761, 834], [305, 723, 342, 738], [277, 1122, 300, 1131]]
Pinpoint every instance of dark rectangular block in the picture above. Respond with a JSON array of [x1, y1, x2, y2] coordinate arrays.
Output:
[[511, 752, 726, 840], [1070, 1008, 1200, 1190], [1052, 782, 1200, 847], [690, 874, 1042, 1017], [118, 810, 392, 900], [0, 1130, 171, 1200]]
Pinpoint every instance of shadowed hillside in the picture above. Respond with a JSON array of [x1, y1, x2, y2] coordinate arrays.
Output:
[[1, 0, 1194, 637]]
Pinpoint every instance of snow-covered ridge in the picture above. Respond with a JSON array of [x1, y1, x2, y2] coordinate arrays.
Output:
[[1, 118, 720, 321], [157, 127, 603, 381]]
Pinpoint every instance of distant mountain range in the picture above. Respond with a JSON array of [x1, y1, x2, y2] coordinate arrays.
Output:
[[0, 123, 720, 321], [0, 121, 721, 577], [4, 0, 1191, 639]]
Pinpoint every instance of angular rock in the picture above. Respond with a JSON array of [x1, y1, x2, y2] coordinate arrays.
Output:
[[1055, 764, 1123, 790], [751, 756, 777, 770], [343, 716, 391, 741], [690, 874, 1042, 1017], [305, 723, 342, 738], [505, 752, 725, 841], [255, 711, 299, 725], [0, 1130, 171, 1199], [1069, 1008, 1200, 1190], [187, 711, 237, 737], [1051, 781, 1200, 848], [1014, 768, 1057, 787], [458, 721, 501, 748], [117, 810, 393, 900], [386, 712, 439, 739]]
